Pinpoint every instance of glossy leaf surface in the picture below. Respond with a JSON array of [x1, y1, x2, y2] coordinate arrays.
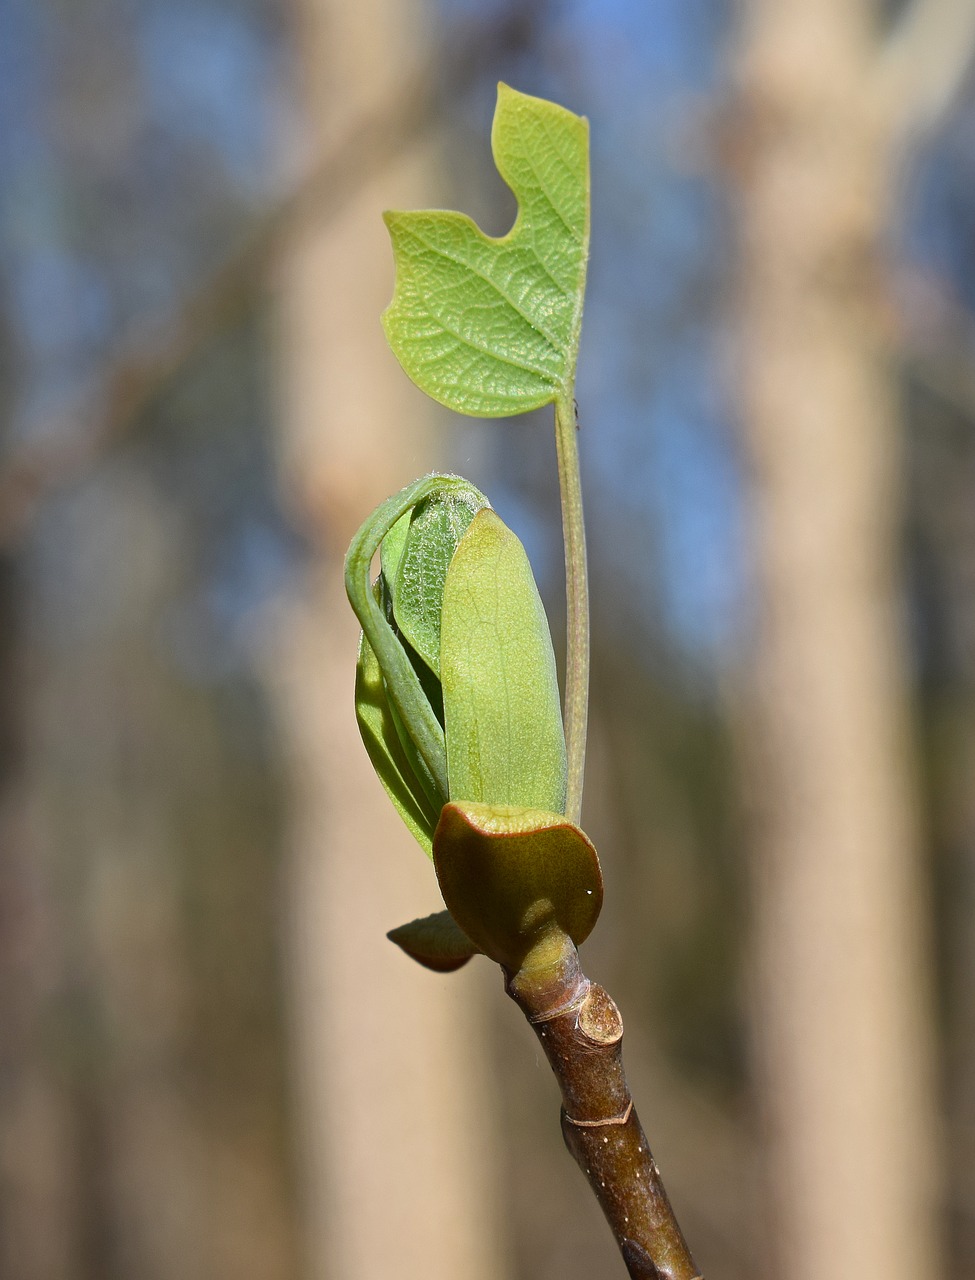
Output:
[[383, 83, 589, 417]]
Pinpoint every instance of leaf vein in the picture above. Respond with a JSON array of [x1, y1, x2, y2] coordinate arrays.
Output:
[[400, 223, 567, 354], [406, 299, 558, 387], [514, 110, 581, 244]]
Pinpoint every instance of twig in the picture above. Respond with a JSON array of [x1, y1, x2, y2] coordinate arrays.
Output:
[[506, 934, 702, 1280]]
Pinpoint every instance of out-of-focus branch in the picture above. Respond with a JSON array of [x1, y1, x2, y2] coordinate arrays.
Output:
[[896, 266, 975, 421], [0, 3, 545, 548], [905, 355, 975, 419], [907, 346, 975, 421], [874, 0, 975, 141]]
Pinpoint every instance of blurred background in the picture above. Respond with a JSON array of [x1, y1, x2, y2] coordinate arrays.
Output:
[[1, 1, 975, 1277]]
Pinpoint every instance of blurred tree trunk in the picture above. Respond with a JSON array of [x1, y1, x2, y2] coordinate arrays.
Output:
[[730, 4, 971, 1277], [0, 455, 302, 1280], [269, 3, 506, 1278]]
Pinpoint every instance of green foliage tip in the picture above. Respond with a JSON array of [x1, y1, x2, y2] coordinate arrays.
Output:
[[382, 83, 590, 417]]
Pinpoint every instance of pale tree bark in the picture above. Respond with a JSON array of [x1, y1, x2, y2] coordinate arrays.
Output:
[[268, 3, 507, 1278], [730, 2, 973, 1276]]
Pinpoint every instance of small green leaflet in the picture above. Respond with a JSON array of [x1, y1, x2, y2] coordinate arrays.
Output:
[[382, 83, 589, 417], [389, 489, 485, 678], [346, 474, 484, 815], [354, 622, 441, 857]]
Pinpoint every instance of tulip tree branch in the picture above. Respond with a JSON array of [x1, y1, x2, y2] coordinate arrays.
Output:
[[353, 85, 704, 1278], [505, 934, 701, 1280]]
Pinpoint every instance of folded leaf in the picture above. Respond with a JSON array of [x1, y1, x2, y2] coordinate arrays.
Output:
[[354, 625, 439, 857], [346, 474, 482, 806], [383, 83, 589, 417], [441, 508, 566, 814], [379, 510, 410, 593], [389, 486, 487, 678]]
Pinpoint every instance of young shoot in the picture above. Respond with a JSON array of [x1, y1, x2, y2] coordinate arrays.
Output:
[[345, 85, 701, 1280]]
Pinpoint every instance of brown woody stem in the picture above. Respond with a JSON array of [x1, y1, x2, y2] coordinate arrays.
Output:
[[505, 935, 701, 1280]]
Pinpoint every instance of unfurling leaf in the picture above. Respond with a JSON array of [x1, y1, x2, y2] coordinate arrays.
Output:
[[346, 473, 602, 974], [354, 616, 441, 858], [387, 488, 483, 678], [382, 83, 589, 417], [346, 474, 489, 829]]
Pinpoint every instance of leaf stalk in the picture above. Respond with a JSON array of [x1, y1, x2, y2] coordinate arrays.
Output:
[[555, 391, 590, 825]]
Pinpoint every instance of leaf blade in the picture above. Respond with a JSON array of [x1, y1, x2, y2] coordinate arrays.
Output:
[[382, 84, 589, 418], [390, 486, 487, 678], [441, 508, 567, 813], [354, 629, 439, 858]]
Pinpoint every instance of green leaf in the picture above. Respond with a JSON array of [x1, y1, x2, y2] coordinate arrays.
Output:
[[389, 487, 487, 678], [379, 511, 410, 591], [441, 508, 566, 813], [387, 910, 480, 972], [354, 621, 440, 858], [382, 83, 589, 417], [433, 801, 603, 971], [346, 473, 484, 807]]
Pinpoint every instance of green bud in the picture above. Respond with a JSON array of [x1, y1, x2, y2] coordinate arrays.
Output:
[[346, 475, 601, 972], [347, 474, 567, 837]]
